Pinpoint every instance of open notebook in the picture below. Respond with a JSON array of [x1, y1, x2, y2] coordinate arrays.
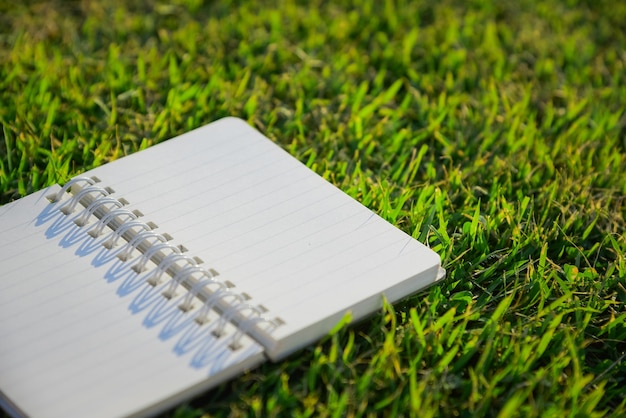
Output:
[[0, 117, 444, 418]]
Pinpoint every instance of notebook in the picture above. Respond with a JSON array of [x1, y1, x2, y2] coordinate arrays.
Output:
[[0, 117, 444, 418]]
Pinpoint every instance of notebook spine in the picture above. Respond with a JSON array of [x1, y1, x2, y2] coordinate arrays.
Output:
[[48, 176, 283, 350]]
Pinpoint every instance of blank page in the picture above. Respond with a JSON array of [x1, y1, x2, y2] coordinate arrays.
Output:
[[75, 117, 443, 360], [0, 189, 265, 418]]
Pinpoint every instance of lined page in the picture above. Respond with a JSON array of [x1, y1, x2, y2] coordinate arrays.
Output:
[[0, 189, 265, 418], [77, 117, 442, 360]]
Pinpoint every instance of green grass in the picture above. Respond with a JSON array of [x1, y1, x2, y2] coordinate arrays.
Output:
[[1, 0, 625, 416]]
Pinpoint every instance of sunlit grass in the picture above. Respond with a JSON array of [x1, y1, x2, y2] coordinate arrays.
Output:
[[1, 0, 625, 416]]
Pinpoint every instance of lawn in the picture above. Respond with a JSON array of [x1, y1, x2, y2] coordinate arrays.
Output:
[[1, 0, 625, 416]]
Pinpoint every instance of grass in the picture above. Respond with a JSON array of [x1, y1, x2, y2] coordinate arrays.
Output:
[[1, 0, 625, 416]]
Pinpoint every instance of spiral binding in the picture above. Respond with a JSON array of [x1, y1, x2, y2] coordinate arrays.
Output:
[[49, 176, 283, 350]]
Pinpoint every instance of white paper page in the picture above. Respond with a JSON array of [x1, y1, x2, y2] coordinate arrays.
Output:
[[0, 189, 265, 418], [77, 117, 442, 360]]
